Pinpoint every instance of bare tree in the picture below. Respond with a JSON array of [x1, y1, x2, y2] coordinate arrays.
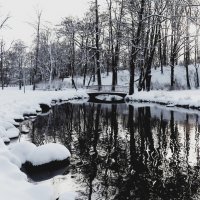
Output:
[[106, 0, 125, 90], [0, 16, 10, 89], [128, 0, 145, 95], [95, 0, 102, 88], [31, 10, 42, 90]]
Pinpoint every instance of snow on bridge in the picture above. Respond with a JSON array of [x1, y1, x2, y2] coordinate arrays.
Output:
[[86, 85, 128, 103]]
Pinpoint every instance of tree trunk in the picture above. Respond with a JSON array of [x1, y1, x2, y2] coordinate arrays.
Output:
[[19, 58, 22, 90], [129, 0, 145, 95], [83, 38, 88, 86], [162, 19, 168, 66], [112, 0, 124, 91], [195, 14, 199, 88], [49, 44, 53, 90], [170, 33, 175, 90], [95, 0, 101, 89], [129, 48, 135, 95], [0, 41, 4, 90], [185, 9, 190, 89], [33, 12, 41, 90], [158, 23, 163, 74], [71, 31, 76, 89], [170, 56, 175, 90]]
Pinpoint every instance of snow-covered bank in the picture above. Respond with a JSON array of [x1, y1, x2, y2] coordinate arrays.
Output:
[[0, 140, 54, 200], [0, 139, 75, 200], [128, 90, 200, 109], [0, 88, 88, 123], [0, 88, 87, 200]]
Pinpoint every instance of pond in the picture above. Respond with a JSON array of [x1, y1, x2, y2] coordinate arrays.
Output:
[[19, 102, 200, 199]]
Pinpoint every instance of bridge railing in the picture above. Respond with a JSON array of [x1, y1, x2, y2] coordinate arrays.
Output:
[[86, 85, 129, 93]]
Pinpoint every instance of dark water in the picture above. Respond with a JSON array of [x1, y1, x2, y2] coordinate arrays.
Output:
[[23, 102, 200, 200]]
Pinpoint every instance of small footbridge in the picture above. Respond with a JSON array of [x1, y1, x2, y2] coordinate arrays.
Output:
[[86, 85, 128, 103]]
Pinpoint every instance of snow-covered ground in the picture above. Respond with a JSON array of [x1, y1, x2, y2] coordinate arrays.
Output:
[[64, 70, 130, 88], [126, 65, 200, 109], [150, 65, 200, 90], [0, 87, 87, 200], [128, 90, 200, 109], [65, 64, 200, 90], [0, 139, 76, 200], [0, 87, 87, 123]]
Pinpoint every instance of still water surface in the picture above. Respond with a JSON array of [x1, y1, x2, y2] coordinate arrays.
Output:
[[21, 102, 200, 200]]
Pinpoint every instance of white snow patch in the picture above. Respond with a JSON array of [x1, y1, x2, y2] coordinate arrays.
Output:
[[9, 142, 36, 165], [0, 138, 54, 200], [27, 143, 71, 166], [0, 126, 10, 142], [128, 90, 200, 109], [0, 88, 87, 124], [0, 120, 16, 130], [6, 127, 20, 139]]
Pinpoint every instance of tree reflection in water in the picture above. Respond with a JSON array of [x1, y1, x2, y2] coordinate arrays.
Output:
[[30, 102, 200, 199]]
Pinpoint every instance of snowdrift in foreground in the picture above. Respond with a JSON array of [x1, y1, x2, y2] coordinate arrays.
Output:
[[0, 88, 87, 200], [0, 131, 72, 200], [10, 142, 71, 175], [10, 142, 71, 168], [0, 139, 54, 200], [9, 142, 37, 165]]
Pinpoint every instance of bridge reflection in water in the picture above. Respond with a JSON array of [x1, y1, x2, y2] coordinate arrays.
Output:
[[86, 85, 128, 103]]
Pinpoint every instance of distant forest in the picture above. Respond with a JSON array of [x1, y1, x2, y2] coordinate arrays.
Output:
[[0, 0, 200, 94]]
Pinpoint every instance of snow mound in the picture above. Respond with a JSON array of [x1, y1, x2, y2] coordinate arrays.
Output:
[[0, 120, 15, 130], [6, 127, 20, 139], [9, 142, 36, 164], [0, 149, 21, 168], [0, 122, 19, 140], [0, 126, 10, 143], [27, 143, 71, 166], [0, 120, 20, 139], [0, 138, 55, 200]]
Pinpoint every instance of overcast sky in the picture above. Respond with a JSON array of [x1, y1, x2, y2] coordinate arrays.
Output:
[[0, 0, 95, 46]]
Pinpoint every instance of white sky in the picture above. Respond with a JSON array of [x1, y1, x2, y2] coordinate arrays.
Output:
[[0, 0, 95, 46]]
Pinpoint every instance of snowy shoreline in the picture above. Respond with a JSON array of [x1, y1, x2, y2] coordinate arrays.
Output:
[[128, 90, 200, 111], [0, 88, 88, 200], [0, 88, 88, 122]]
